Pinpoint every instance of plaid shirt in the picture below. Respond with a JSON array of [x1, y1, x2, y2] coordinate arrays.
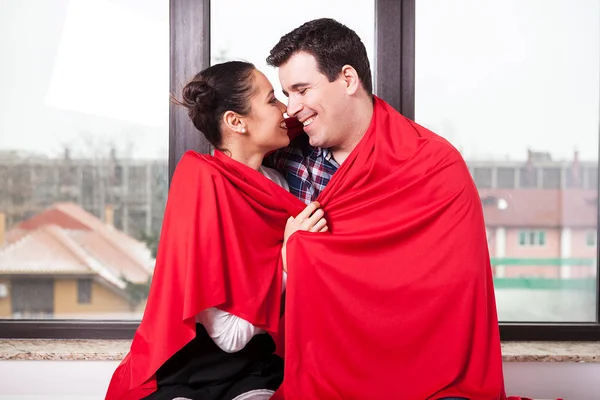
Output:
[[265, 135, 339, 204]]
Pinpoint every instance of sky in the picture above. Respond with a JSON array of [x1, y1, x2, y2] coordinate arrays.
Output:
[[415, 0, 599, 161], [0, 0, 169, 159], [0, 0, 598, 162]]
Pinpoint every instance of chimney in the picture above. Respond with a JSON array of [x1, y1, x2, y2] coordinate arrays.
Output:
[[105, 204, 114, 227], [0, 211, 5, 246]]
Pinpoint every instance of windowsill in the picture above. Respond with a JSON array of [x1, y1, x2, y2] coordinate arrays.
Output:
[[0, 340, 129, 361], [500, 341, 600, 363], [0, 340, 599, 362]]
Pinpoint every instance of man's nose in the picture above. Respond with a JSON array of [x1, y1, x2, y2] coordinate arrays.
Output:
[[286, 95, 302, 117]]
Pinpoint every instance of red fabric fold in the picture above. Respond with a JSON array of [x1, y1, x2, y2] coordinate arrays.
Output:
[[276, 96, 507, 399], [105, 151, 303, 400]]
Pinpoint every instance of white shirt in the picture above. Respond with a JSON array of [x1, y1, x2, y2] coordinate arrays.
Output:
[[196, 166, 289, 353]]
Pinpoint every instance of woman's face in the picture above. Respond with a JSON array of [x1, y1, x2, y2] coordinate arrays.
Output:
[[243, 70, 289, 153]]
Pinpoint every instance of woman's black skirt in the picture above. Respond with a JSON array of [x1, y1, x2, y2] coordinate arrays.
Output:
[[143, 323, 283, 400]]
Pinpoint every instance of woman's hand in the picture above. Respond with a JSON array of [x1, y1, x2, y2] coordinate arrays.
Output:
[[282, 202, 328, 273], [284, 201, 328, 243]]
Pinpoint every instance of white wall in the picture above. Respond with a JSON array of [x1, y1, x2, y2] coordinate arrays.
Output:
[[504, 362, 600, 399], [0, 361, 598, 400]]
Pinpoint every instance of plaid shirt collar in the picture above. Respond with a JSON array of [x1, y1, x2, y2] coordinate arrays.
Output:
[[318, 147, 339, 166], [267, 141, 340, 205]]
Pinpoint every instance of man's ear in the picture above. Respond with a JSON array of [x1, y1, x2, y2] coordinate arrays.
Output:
[[222, 110, 246, 134], [340, 65, 361, 96]]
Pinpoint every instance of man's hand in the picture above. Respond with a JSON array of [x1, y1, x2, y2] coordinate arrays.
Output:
[[282, 202, 328, 273]]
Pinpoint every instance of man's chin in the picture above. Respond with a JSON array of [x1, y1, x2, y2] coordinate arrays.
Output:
[[307, 134, 324, 148]]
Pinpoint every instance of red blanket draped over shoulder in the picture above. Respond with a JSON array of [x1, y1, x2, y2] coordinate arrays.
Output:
[[105, 151, 303, 400], [275, 96, 507, 400]]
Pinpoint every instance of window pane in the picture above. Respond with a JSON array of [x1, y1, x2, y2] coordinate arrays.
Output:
[[497, 167, 516, 189], [519, 231, 527, 246], [473, 167, 492, 189], [519, 166, 539, 189], [210, 0, 375, 103], [542, 167, 562, 189], [77, 279, 92, 304], [0, 0, 168, 320], [566, 164, 584, 188], [416, 0, 599, 322], [587, 231, 597, 247], [538, 231, 546, 246]]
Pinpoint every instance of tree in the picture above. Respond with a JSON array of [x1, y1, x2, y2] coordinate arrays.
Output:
[[122, 276, 152, 308]]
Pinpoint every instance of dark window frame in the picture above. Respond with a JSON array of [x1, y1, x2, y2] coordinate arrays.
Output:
[[1, 0, 599, 341]]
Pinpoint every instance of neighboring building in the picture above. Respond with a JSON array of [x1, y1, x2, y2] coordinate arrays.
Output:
[[468, 150, 597, 282], [0, 149, 168, 241], [0, 148, 596, 299], [0, 202, 154, 319]]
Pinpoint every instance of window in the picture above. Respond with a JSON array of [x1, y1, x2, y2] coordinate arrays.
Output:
[[566, 165, 584, 189], [586, 231, 597, 247], [542, 167, 562, 189], [11, 279, 54, 318], [416, 0, 599, 327], [0, 0, 168, 326], [472, 168, 492, 189], [77, 279, 92, 304], [518, 230, 546, 247], [518, 166, 539, 189], [3, 0, 595, 341], [497, 167, 516, 189]]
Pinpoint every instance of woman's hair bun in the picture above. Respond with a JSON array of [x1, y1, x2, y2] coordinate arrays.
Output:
[[181, 79, 217, 118]]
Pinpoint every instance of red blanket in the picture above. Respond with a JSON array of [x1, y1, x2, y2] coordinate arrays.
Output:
[[275, 96, 507, 399], [106, 96, 529, 400], [105, 150, 303, 400]]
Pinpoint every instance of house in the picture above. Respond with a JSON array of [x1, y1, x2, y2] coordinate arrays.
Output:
[[0, 202, 154, 319]]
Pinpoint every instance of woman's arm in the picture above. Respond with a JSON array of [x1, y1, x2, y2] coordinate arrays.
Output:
[[198, 272, 288, 353], [197, 308, 265, 353]]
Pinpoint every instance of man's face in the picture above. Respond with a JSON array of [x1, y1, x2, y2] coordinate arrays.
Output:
[[279, 52, 349, 149]]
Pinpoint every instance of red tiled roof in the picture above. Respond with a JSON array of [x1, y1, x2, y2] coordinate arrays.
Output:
[[0, 203, 153, 286], [479, 189, 597, 228], [0, 225, 94, 274]]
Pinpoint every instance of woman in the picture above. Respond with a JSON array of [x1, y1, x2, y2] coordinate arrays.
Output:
[[105, 61, 326, 400]]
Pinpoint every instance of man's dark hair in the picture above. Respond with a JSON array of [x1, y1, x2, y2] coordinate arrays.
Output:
[[267, 18, 372, 95]]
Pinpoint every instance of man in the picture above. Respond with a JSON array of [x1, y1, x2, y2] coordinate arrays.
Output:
[[265, 18, 508, 400]]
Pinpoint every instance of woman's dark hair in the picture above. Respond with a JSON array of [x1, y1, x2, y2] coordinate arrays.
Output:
[[267, 18, 372, 95], [173, 61, 256, 149]]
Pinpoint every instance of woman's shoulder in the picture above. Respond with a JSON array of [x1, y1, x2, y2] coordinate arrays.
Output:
[[259, 166, 289, 191], [178, 150, 217, 169], [172, 151, 221, 181]]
